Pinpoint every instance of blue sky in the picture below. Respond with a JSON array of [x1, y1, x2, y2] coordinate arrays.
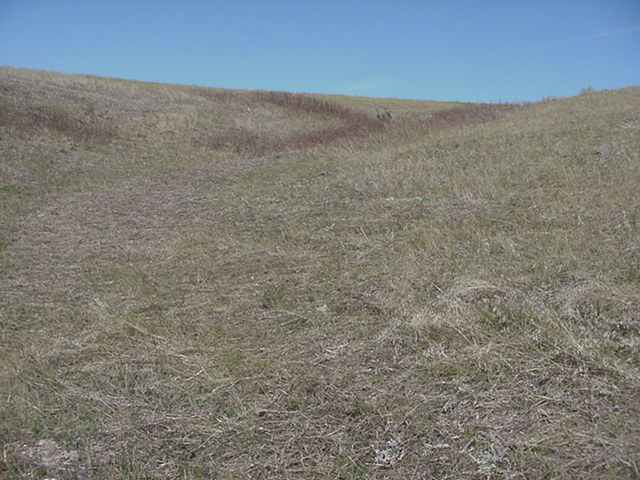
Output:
[[1, 1, 639, 102]]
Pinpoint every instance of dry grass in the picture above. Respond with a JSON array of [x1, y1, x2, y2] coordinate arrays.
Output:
[[1, 67, 639, 479]]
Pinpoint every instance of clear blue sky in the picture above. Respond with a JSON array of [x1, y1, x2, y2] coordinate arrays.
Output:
[[1, 1, 639, 102]]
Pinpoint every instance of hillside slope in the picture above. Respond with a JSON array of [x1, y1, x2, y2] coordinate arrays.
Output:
[[1, 68, 639, 479], [0, 67, 470, 157]]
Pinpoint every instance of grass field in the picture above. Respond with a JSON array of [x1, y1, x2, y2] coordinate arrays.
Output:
[[1, 67, 639, 479]]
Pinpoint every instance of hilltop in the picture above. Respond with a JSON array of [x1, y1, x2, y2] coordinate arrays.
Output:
[[1, 67, 639, 479], [0, 67, 472, 156]]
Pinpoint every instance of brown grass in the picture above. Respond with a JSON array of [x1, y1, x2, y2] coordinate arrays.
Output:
[[0, 101, 119, 145], [1, 67, 639, 479]]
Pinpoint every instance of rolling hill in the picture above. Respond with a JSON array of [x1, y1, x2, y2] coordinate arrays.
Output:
[[1, 67, 639, 479]]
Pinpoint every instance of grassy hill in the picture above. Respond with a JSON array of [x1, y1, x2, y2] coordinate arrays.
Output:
[[1, 67, 639, 479]]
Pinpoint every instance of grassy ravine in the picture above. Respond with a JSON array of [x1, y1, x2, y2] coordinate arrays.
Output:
[[1, 67, 639, 480]]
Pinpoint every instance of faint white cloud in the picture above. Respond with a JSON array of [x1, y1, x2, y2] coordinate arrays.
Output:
[[591, 25, 640, 39], [529, 25, 640, 51], [340, 76, 396, 92]]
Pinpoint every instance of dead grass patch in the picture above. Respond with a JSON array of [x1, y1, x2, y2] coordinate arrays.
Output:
[[1, 69, 639, 479]]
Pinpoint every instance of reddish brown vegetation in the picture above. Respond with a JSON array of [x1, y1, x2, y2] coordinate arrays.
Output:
[[195, 89, 520, 156], [196, 89, 389, 156], [0, 101, 118, 145], [0, 74, 519, 158]]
